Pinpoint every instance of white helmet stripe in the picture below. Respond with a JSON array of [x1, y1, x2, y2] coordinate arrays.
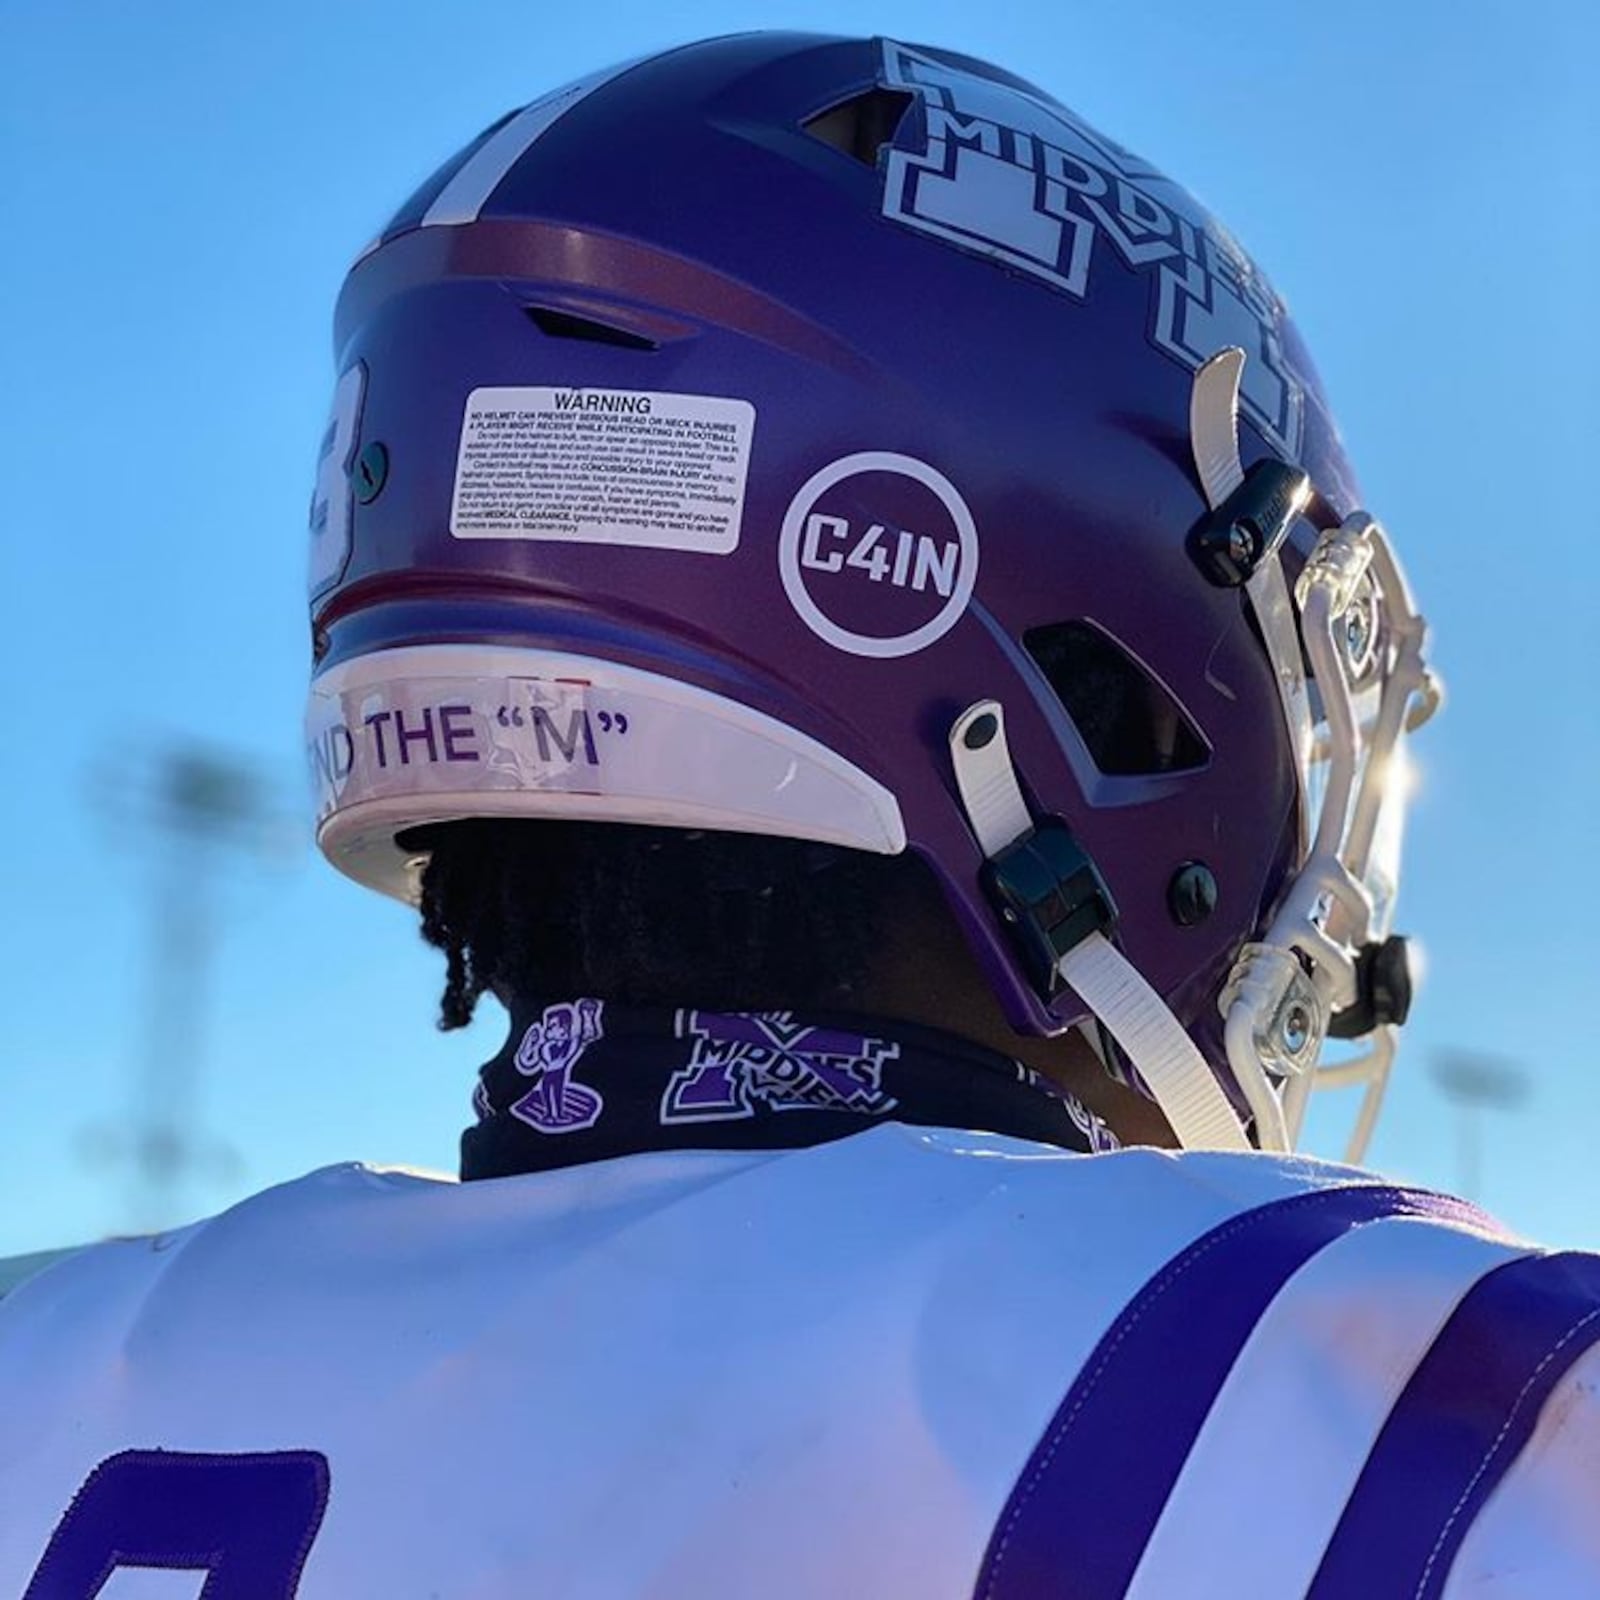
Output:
[[420, 61, 642, 229]]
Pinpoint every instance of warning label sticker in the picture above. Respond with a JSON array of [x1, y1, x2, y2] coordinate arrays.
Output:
[[450, 387, 756, 554]]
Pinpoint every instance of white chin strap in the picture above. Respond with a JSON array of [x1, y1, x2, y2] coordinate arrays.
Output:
[[949, 702, 1251, 1153]]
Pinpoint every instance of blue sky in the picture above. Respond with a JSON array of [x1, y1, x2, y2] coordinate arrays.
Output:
[[2, 0, 1595, 1255]]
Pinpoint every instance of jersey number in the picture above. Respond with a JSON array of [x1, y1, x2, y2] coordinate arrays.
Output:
[[25, 1450, 330, 1598]]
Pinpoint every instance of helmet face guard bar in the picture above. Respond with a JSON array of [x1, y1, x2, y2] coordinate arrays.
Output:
[[949, 348, 1438, 1157], [1194, 349, 1440, 1159]]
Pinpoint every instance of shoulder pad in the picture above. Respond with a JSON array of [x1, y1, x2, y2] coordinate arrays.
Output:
[[0, 1248, 80, 1300]]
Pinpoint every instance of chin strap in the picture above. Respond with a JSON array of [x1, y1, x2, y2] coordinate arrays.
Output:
[[949, 701, 1252, 1152]]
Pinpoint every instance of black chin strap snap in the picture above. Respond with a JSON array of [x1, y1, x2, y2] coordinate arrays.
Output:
[[1329, 935, 1414, 1038], [983, 822, 1117, 999], [1188, 458, 1312, 587]]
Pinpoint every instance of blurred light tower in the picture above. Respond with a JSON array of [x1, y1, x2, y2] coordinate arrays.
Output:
[[1430, 1049, 1530, 1202], [95, 743, 296, 1233]]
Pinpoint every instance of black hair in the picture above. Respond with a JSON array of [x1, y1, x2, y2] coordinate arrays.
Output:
[[415, 819, 914, 1029]]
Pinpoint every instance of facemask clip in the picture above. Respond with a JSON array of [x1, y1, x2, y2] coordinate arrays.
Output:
[[1329, 934, 1414, 1038], [1188, 458, 1312, 587]]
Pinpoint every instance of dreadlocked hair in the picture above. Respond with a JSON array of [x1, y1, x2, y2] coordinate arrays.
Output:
[[414, 819, 906, 1030]]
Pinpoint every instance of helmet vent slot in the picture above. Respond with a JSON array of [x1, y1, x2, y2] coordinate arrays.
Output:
[[524, 305, 659, 352], [1023, 620, 1208, 776], [802, 89, 914, 167]]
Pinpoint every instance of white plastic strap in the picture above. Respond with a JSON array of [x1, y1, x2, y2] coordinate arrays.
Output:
[[948, 701, 1031, 858], [1189, 348, 1248, 505], [1192, 348, 1314, 842], [950, 699, 1251, 1152], [1059, 934, 1251, 1151]]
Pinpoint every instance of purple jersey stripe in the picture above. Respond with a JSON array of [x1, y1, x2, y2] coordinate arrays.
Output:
[[975, 1184, 1500, 1600], [1308, 1249, 1600, 1599]]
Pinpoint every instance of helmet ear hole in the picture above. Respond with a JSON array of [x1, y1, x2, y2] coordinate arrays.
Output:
[[802, 89, 914, 166], [1023, 621, 1208, 777]]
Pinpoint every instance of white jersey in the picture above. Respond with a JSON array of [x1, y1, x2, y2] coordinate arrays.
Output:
[[3, 1126, 1598, 1597]]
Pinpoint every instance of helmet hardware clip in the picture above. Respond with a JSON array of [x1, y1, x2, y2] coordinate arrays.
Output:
[[1188, 458, 1312, 587]]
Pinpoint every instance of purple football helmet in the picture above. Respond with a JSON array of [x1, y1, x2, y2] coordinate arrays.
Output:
[[306, 35, 1438, 1156]]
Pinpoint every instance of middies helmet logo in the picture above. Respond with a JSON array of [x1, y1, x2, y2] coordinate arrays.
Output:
[[875, 40, 1303, 457]]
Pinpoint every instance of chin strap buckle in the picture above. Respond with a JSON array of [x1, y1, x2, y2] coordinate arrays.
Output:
[[949, 696, 1252, 1153], [983, 822, 1117, 997]]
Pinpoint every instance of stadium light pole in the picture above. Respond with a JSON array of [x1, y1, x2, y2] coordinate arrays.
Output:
[[1430, 1049, 1530, 1203], [93, 743, 297, 1234]]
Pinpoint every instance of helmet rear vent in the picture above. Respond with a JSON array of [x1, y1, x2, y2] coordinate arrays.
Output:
[[1024, 620, 1208, 776], [524, 305, 659, 352], [802, 89, 914, 167]]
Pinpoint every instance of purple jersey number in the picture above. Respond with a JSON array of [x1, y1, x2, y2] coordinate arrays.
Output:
[[25, 1449, 330, 1599]]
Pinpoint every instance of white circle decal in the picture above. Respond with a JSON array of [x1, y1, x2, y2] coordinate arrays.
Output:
[[778, 451, 979, 659]]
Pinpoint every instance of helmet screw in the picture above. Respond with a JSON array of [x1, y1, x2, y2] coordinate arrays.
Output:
[[1344, 606, 1371, 664], [963, 711, 999, 750], [354, 440, 389, 505], [1281, 1003, 1312, 1055], [1226, 522, 1256, 567], [1167, 861, 1217, 926]]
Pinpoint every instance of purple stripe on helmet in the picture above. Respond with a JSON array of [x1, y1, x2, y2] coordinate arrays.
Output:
[[1308, 1249, 1600, 1599], [975, 1184, 1501, 1600]]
